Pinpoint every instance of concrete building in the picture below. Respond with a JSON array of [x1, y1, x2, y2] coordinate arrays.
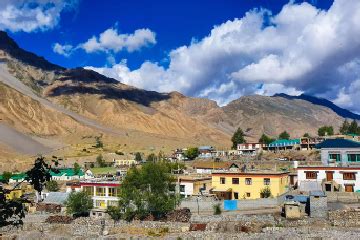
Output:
[[50, 168, 85, 181], [192, 162, 239, 174], [211, 170, 289, 200], [316, 139, 360, 166], [198, 146, 216, 158], [297, 166, 360, 193], [283, 201, 306, 219], [80, 180, 121, 210], [264, 139, 301, 152], [237, 143, 263, 156], [177, 175, 212, 197]]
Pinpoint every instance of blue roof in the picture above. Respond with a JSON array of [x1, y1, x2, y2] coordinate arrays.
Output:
[[268, 139, 300, 147], [316, 139, 360, 149]]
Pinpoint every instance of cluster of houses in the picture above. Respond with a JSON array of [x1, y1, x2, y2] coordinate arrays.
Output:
[[1, 134, 360, 219]]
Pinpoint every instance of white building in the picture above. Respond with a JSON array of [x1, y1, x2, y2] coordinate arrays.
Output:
[[237, 143, 263, 155], [80, 180, 121, 210], [177, 175, 212, 197], [316, 139, 360, 166], [297, 166, 360, 193]]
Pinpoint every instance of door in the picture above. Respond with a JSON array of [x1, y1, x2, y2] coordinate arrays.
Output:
[[345, 184, 354, 192], [326, 172, 333, 181]]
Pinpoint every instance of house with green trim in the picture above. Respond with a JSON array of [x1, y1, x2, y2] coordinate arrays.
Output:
[[265, 139, 301, 152], [316, 139, 360, 166], [50, 168, 85, 181], [0, 173, 27, 183]]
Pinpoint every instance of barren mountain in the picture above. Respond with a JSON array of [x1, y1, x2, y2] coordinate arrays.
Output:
[[0, 31, 354, 162]]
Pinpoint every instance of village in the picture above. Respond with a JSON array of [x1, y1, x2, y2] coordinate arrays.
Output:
[[1, 124, 360, 239]]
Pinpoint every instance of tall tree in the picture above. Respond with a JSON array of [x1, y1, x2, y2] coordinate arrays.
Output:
[[279, 131, 290, 140], [339, 119, 350, 134], [184, 147, 199, 160], [318, 126, 334, 136], [349, 120, 359, 134], [231, 127, 246, 149], [65, 191, 93, 215], [118, 162, 178, 220], [45, 180, 59, 192], [73, 162, 80, 175], [259, 134, 274, 144], [135, 152, 142, 162]]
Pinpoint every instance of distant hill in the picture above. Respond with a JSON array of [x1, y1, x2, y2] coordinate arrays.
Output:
[[273, 93, 360, 120]]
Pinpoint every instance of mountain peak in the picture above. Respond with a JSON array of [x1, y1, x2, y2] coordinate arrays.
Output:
[[273, 93, 360, 120]]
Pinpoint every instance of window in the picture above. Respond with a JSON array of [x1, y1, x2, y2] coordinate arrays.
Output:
[[232, 178, 239, 184], [108, 187, 117, 197], [245, 178, 252, 185], [83, 186, 94, 196], [305, 171, 317, 179], [246, 192, 251, 197], [329, 153, 341, 162], [234, 192, 239, 199], [264, 178, 270, 185], [96, 187, 105, 196], [220, 177, 226, 184], [348, 154, 360, 162], [343, 172, 356, 180], [95, 200, 105, 207], [180, 185, 185, 192]]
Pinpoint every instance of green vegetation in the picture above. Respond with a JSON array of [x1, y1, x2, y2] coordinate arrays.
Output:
[[318, 126, 334, 136], [231, 127, 246, 149], [1, 171, 12, 183], [95, 136, 104, 148], [45, 180, 59, 192], [340, 119, 360, 135], [65, 191, 93, 215], [213, 203, 222, 215], [73, 162, 80, 175], [259, 134, 275, 144], [278, 131, 290, 140], [147, 153, 157, 162], [96, 154, 106, 168], [184, 147, 199, 160], [260, 187, 272, 198], [135, 152, 142, 162], [90, 167, 117, 175], [110, 161, 178, 221], [303, 133, 311, 138]]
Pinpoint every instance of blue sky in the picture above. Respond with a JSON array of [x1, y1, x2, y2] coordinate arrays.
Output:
[[1, 0, 360, 113]]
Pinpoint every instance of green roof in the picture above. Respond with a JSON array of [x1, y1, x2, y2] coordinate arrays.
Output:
[[50, 168, 84, 177], [269, 139, 301, 147]]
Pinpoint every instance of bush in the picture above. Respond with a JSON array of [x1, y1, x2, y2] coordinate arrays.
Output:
[[260, 187, 272, 198], [45, 180, 59, 192], [65, 191, 93, 216], [213, 203, 222, 215]]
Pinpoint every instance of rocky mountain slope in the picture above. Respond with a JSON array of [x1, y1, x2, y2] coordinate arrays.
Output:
[[0, 31, 353, 160]]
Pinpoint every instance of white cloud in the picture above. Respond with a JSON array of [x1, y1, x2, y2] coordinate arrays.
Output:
[[87, 0, 360, 112], [81, 27, 156, 53], [0, 0, 78, 32], [52, 43, 73, 57]]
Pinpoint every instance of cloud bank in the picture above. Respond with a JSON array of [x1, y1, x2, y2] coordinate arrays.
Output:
[[0, 0, 77, 32], [86, 0, 360, 113]]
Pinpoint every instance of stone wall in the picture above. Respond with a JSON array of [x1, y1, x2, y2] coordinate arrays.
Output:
[[329, 209, 360, 227]]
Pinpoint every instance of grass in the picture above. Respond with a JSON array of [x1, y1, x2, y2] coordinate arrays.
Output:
[[90, 167, 117, 175]]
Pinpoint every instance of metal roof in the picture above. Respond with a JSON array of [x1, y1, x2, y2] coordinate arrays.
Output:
[[42, 192, 70, 205], [315, 139, 360, 149], [268, 139, 301, 147]]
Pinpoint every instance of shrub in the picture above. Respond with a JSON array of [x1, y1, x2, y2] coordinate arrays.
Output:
[[213, 203, 222, 215]]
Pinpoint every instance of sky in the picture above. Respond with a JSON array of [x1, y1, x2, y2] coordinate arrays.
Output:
[[1, 0, 360, 113]]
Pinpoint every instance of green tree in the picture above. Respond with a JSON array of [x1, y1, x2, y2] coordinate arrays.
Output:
[[231, 127, 246, 149], [96, 154, 106, 167], [349, 120, 359, 135], [184, 147, 199, 160], [135, 152, 142, 162], [107, 205, 122, 222], [259, 134, 274, 144], [278, 131, 290, 140], [260, 187, 272, 198], [65, 191, 93, 215], [95, 136, 103, 148], [147, 153, 157, 162], [119, 162, 178, 220], [303, 133, 311, 138], [45, 180, 59, 192], [318, 126, 334, 136], [213, 203, 222, 215], [2, 171, 13, 183], [339, 119, 350, 134], [73, 162, 80, 175]]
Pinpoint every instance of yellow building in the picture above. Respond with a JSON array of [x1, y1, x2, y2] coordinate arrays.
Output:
[[211, 171, 289, 200], [5, 188, 23, 200], [114, 159, 137, 167]]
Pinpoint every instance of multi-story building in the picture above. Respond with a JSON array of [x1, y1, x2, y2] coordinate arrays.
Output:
[[177, 175, 212, 197], [114, 159, 137, 167], [50, 168, 86, 181], [237, 143, 263, 155], [80, 180, 121, 210], [297, 166, 360, 193], [198, 146, 216, 158], [316, 139, 360, 166], [264, 139, 301, 152], [211, 170, 289, 200]]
